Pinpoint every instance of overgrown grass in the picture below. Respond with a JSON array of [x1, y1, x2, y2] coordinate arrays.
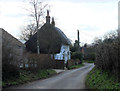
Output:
[[0, 81, 2, 86], [68, 64, 84, 70], [86, 67, 120, 90], [2, 69, 56, 88]]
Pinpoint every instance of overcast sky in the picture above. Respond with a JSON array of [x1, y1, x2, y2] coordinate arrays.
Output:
[[0, 0, 119, 44]]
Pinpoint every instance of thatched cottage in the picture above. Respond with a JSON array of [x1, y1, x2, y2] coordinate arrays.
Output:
[[25, 10, 71, 63]]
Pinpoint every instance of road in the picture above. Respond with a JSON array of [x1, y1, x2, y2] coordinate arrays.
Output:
[[8, 63, 94, 89]]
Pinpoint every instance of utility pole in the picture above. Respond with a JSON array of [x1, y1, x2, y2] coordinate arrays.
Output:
[[77, 30, 80, 51], [118, 1, 120, 37]]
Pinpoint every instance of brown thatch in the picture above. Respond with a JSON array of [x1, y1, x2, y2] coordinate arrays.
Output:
[[25, 23, 71, 54]]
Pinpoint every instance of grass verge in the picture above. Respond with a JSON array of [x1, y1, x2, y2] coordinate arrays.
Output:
[[85, 67, 120, 90], [2, 69, 56, 88], [83, 60, 95, 63], [68, 64, 84, 70]]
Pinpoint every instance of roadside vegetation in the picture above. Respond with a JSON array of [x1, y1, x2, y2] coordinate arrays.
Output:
[[86, 67, 120, 89], [2, 41, 56, 88], [86, 30, 120, 90], [71, 52, 83, 61], [68, 64, 84, 70], [69, 39, 95, 70], [83, 60, 94, 63], [2, 69, 56, 88], [67, 51, 83, 70], [82, 44, 95, 63]]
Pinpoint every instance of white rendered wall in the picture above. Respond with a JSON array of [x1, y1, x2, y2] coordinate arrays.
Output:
[[54, 44, 71, 63]]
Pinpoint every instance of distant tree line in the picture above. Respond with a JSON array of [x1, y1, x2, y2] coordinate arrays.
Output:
[[82, 44, 95, 61], [70, 40, 95, 63], [94, 30, 120, 82]]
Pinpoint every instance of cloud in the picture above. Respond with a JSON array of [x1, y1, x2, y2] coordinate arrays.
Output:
[[0, 0, 118, 44], [52, 0, 119, 3], [49, 1, 118, 43], [0, 1, 29, 38]]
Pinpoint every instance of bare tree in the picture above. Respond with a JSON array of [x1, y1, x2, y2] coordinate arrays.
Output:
[[20, 0, 48, 54], [20, 24, 36, 41]]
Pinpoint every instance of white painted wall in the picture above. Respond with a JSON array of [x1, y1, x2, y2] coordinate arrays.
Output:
[[54, 44, 71, 63]]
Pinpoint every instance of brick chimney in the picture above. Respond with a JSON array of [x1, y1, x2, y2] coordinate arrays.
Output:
[[51, 17, 55, 26], [46, 10, 50, 24]]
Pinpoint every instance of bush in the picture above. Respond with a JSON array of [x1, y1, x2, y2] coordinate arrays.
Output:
[[2, 64, 20, 81], [95, 30, 120, 81], [2, 38, 20, 81], [71, 52, 83, 61], [2, 69, 56, 88]]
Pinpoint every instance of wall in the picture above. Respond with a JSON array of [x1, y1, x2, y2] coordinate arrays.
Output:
[[54, 60, 65, 69], [54, 44, 71, 63], [67, 59, 81, 67], [2, 28, 24, 67]]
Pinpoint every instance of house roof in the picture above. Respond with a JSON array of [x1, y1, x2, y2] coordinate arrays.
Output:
[[25, 23, 71, 53], [0, 28, 24, 47], [25, 10, 71, 54], [55, 27, 71, 45]]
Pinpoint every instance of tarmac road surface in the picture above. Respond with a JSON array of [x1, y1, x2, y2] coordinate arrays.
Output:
[[7, 63, 94, 89]]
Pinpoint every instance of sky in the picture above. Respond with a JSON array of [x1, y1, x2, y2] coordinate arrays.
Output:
[[0, 0, 119, 45]]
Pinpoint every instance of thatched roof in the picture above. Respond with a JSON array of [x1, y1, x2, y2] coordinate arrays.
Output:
[[25, 23, 71, 53], [25, 10, 71, 53]]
